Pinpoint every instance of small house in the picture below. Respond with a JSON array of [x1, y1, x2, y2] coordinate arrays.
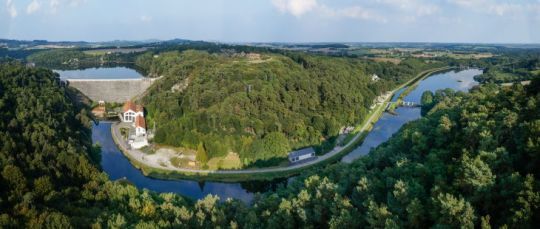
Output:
[[288, 147, 316, 163]]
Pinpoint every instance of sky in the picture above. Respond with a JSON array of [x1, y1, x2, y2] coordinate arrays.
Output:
[[1, 0, 540, 43]]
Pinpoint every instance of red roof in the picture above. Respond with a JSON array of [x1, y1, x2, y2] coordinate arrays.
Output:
[[135, 114, 146, 129], [123, 101, 144, 113]]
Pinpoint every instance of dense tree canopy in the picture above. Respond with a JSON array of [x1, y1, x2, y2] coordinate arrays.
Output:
[[139, 50, 441, 165], [1, 59, 538, 228]]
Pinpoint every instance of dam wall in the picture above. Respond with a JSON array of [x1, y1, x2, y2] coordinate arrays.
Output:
[[67, 78, 157, 102]]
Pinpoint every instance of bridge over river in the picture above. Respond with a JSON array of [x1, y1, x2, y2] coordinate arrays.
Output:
[[385, 101, 419, 110], [66, 77, 159, 102]]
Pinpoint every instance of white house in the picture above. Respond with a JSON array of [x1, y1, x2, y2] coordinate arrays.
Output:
[[122, 101, 144, 123], [288, 147, 316, 163]]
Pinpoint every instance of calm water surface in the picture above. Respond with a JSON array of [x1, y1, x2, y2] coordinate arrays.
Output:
[[93, 122, 263, 203], [55, 67, 143, 80], [341, 69, 481, 162], [93, 68, 481, 202]]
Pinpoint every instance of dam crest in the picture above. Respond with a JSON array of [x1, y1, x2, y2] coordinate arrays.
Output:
[[67, 77, 161, 102]]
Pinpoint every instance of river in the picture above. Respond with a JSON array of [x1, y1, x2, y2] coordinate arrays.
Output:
[[91, 68, 482, 202], [341, 68, 481, 162]]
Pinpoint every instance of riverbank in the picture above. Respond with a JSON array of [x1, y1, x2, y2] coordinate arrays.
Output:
[[110, 67, 450, 181], [386, 66, 454, 112]]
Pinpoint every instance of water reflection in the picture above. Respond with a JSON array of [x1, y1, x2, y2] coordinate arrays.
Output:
[[342, 69, 481, 162], [94, 122, 258, 203], [55, 67, 143, 80]]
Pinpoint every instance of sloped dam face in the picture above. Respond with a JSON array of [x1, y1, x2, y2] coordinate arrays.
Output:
[[67, 78, 154, 102]]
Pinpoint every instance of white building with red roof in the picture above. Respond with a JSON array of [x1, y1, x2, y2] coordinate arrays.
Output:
[[122, 101, 149, 149], [122, 101, 144, 123]]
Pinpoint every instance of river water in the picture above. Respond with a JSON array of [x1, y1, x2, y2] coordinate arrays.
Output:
[[341, 68, 481, 162], [92, 68, 482, 202]]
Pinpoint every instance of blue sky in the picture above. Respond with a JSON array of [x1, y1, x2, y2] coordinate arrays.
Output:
[[1, 0, 540, 43]]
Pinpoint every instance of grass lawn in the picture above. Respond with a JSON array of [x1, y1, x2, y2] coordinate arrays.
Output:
[[206, 152, 242, 170], [140, 146, 155, 155], [170, 157, 194, 168]]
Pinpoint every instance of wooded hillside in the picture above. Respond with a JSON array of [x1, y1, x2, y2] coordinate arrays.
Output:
[[139, 50, 441, 166]]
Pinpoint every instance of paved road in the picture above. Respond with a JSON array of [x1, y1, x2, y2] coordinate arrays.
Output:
[[110, 67, 449, 175]]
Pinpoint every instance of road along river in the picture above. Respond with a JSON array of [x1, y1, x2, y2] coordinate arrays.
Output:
[[93, 68, 482, 202]]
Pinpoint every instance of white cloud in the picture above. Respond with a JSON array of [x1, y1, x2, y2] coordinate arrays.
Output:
[[67, 0, 85, 7], [140, 15, 152, 22], [272, 0, 318, 17], [50, 0, 60, 12], [6, 0, 18, 18], [27, 0, 41, 14], [48, 0, 85, 13], [272, 0, 386, 22], [376, 0, 439, 16], [447, 0, 540, 17], [331, 6, 387, 22]]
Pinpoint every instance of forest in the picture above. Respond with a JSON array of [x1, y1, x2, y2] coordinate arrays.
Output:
[[474, 56, 540, 83], [0, 62, 538, 228], [435, 51, 540, 84], [26, 49, 141, 70], [137, 50, 442, 166]]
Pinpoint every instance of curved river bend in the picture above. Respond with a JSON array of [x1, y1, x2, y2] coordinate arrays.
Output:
[[91, 68, 482, 203]]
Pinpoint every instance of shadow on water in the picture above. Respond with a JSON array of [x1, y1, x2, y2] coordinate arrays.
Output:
[[93, 122, 290, 203]]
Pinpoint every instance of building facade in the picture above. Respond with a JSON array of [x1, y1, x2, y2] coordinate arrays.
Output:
[[288, 147, 316, 163], [122, 101, 144, 123], [122, 101, 148, 149]]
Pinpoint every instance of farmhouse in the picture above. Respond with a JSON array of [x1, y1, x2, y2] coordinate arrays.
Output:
[[288, 147, 316, 163]]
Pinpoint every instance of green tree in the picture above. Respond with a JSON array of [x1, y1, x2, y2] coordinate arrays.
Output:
[[433, 193, 476, 228], [196, 142, 208, 165]]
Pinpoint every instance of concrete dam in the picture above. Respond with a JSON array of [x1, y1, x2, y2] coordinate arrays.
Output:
[[67, 78, 158, 102]]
